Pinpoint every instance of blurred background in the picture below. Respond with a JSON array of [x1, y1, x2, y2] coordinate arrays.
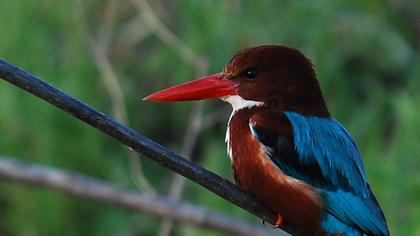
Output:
[[0, 0, 419, 235]]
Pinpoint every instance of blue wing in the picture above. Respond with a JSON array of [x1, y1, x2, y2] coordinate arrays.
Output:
[[250, 111, 389, 236]]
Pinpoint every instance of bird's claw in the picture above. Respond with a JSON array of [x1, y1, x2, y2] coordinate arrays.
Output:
[[272, 214, 283, 228]]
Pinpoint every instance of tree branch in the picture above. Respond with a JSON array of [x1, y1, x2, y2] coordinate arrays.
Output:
[[0, 156, 282, 236], [0, 59, 292, 235]]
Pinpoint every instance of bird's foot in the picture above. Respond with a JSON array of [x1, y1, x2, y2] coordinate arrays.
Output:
[[272, 214, 283, 228]]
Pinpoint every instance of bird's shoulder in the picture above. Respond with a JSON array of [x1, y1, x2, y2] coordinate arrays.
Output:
[[249, 110, 368, 195], [249, 110, 331, 189]]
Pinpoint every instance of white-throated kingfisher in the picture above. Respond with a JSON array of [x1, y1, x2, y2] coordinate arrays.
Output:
[[144, 45, 389, 236]]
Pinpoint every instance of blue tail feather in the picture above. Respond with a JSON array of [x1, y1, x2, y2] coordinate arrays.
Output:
[[321, 213, 362, 236], [323, 188, 389, 236]]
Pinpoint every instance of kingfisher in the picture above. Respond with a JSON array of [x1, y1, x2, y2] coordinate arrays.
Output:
[[144, 45, 389, 236]]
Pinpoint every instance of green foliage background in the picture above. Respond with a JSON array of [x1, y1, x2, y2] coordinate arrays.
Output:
[[0, 1, 419, 235]]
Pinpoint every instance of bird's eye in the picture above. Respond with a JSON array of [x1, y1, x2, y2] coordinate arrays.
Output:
[[245, 68, 258, 80]]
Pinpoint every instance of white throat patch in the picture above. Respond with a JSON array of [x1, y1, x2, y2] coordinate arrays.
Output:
[[222, 95, 264, 112], [223, 95, 264, 161]]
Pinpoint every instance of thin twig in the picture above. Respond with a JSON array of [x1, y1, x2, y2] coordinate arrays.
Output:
[[74, 0, 155, 193], [389, 0, 420, 41], [115, 16, 152, 49], [202, 106, 231, 130], [0, 59, 293, 235], [128, 1, 210, 234], [0, 156, 283, 236], [159, 102, 204, 236], [131, 0, 199, 66], [159, 61, 209, 236]]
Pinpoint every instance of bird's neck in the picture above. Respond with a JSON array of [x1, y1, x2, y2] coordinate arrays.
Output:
[[222, 95, 264, 113], [223, 95, 263, 160], [225, 105, 286, 160], [282, 80, 331, 117], [223, 92, 331, 120], [283, 95, 330, 117]]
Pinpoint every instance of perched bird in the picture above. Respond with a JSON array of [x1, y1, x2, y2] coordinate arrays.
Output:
[[144, 45, 389, 236]]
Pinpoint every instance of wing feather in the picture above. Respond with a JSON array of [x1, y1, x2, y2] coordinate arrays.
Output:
[[250, 111, 389, 235]]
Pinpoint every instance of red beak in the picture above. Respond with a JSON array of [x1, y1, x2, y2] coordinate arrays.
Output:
[[143, 73, 238, 101]]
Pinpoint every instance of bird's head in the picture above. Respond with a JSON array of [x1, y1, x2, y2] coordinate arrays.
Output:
[[144, 45, 329, 116]]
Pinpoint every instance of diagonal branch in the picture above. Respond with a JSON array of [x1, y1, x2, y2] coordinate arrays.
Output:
[[0, 59, 292, 236], [0, 156, 281, 236]]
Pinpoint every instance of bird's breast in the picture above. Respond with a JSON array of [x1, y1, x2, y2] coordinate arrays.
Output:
[[226, 108, 324, 235]]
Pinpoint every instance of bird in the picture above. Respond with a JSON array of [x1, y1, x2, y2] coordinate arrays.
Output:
[[144, 45, 389, 236]]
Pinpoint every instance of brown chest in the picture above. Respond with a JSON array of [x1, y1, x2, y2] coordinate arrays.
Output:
[[226, 108, 324, 235]]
